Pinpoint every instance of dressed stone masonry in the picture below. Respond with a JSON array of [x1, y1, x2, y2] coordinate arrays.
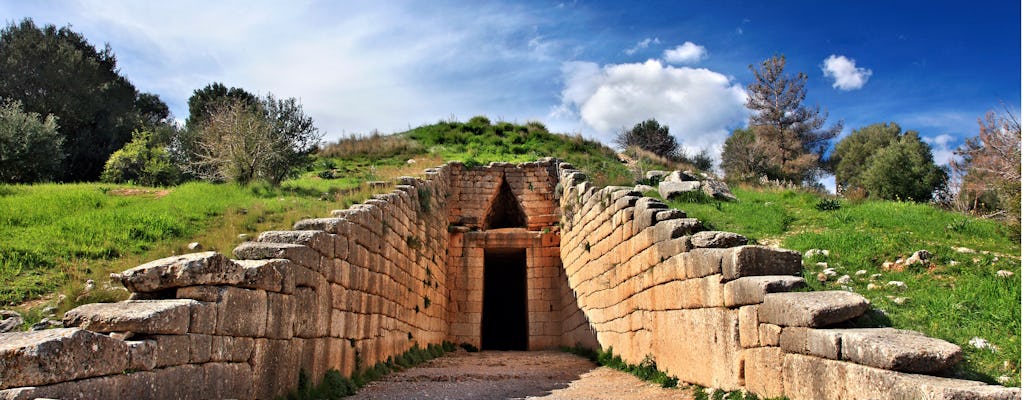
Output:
[[0, 158, 1018, 400]]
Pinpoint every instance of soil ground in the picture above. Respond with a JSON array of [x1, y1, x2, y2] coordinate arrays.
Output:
[[348, 350, 696, 400]]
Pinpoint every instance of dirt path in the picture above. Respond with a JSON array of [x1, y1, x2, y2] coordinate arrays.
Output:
[[348, 350, 695, 400]]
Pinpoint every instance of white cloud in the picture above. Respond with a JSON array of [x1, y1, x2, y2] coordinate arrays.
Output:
[[554, 59, 748, 161], [3, 1, 568, 140], [663, 42, 707, 64], [822, 55, 872, 90], [922, 133, 959, 167], [624, 37, 660, 55]]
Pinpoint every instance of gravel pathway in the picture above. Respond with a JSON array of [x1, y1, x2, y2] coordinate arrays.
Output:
[[348, 350, 695, 400]]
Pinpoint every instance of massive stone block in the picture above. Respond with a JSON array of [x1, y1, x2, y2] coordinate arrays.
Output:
[[63, 299, 197, 335], [721, 246, 802, 282], [723, 276, 806, 307], [112, 252, 243, 293], [759, 291, 869, 327], [0, 328, 128, 390]]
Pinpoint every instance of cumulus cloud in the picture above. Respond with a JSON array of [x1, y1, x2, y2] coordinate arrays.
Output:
[[922, 133, 959, 166], [822, 55, 872, 90], [554, 59, 748, 160], [3, 1, 568, 139], [663, 42, 707, 64], [624, 37, 660, 55]]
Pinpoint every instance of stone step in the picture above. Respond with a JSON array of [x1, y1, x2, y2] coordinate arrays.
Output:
[[780, 327, 964, 373], [723, 275, 806, 307], [759, 291, 869, 327], [63, 299, 198, 335]]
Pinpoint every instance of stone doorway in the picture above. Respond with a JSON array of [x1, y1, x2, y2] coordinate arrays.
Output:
[[481, 248, 528, 350]]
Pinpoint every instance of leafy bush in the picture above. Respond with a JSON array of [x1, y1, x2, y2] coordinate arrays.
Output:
[[815, 198, 841, 211], [0, 100, 63, 183], [101, 130, 182, 186]]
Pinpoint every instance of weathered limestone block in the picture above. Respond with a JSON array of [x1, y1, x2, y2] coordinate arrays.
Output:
[[701, 179, 737, 201], [257, 230, 335, 258], [210, 336, 255, 362], [113, 252, 243, 293], [126, 339, 156, 371], [783, 352, 1021, 400], [203, 362, 255, 400], [723, 275, 807, 307], [721, 246, 802, 282], [293, 286, 330, 338], [758, 323, 782, 346], [651, 308, 742, 390], [690, 231, 747, 249], [63, 299, 197, 335], [177, 286, 270, 338], [265, 292, 295, 340], [653, 218, 702, 241], [658, 180, 702, 200], [738, 305, 759, 348], [293, 217, 351, 235], [251, 339, 301, 400], [189, 333, 213, 363], [780, 327, 843, 359], [233, 242, 320, 272], [152, 334, 190, 368], [842, 329, 961, 373], [0, 328, 128, 390], [743, 347, 785, 398], [664, 170, 700, 183], [759, 291, 869, 327], [236, 258, 296, 294]]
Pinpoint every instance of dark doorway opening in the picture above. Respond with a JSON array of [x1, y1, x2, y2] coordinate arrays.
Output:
[[484, 176, 527, 229], [482, 248, 528, 350]]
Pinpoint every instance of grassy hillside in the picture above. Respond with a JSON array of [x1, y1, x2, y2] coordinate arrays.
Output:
[[660, 187, 1021, 386], [1, 118, 634, 315]]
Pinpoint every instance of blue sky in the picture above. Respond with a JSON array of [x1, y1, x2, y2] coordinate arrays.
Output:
[[1, 0, 1020, 173]]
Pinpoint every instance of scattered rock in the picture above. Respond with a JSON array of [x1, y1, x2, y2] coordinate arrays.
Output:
[[700, 179, 737, 201], [0, 310, 24, 333], [854, 270, 867, 276], [870, 274, 882, 281], [663, 170, 699, 182], [406, 159, 416, 164], [42, 306, 57, 316], [887, 281, 907, 290], [816, 272, 828, 283], [952, 246, 976, 253], [804, 249, 830, 259], [905, 250, 932, 266], [881, 261, 896, 271], [84, 279, 95, 291], [948, 260, 959, 266], [657, 180, 701, 200], [887, 296, 908, 305], [644, 170, 669, 181], [969, 337, 998, 352], [836, 275, 852, 285], [237, 234, 251, 242], [822, 268, 837, 277], [997, 376, 1013, 385], [187, 242, 203, 251], [996, 270, 1013, 278], [816, 262, 830, 269], [30, 318, 62, 331], [866, 283, 880, 290]]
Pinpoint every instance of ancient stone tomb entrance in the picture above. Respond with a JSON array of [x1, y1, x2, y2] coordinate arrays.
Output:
[[447, 162, 564, 350], [481, 248, 528, 350]]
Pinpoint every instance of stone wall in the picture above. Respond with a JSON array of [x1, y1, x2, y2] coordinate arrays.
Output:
[[0, 165, 454, 400], [555, 162, 1020, 400], [1, 157, 1019, 400]]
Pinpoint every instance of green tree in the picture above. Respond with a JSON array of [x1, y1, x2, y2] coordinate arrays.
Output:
[[746, 55, 841, 184], [186, 82, 259, 128], [859, 131, 947, 202], [0, 19, 166, 181], [720, 127, 768, 183], [0, 100, 63, 183], [830, 122, 903, 191], [615, 119, 678, 159], [101, 130, 182, 187]]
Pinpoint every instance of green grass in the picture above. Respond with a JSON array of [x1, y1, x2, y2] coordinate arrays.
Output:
[[664, 187, 1021, 386]]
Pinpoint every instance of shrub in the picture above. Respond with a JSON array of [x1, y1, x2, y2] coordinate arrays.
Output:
[[101, 130, 182, 186], [815, 198, 841, 211], [0, 99, 63, 183]]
